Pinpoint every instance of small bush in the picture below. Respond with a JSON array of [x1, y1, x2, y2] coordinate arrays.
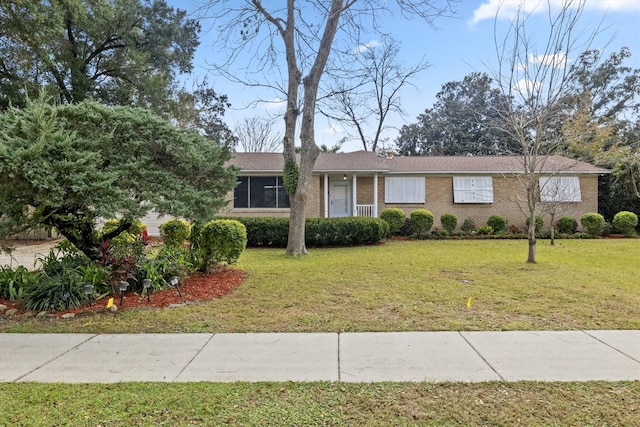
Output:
[[440, 213, 457, 234], [613, 211, 638, 237], [196, 220, 247, 271], [0, 265, 32, 300], [306, 217, 389, 246], [380, 208, 406, 235], [556, 216, 578, 234], [398, 217, 414, 237], [476, 225, 493, 236], [525, 215, 544, 233], [160, 219, 191, 247], [580, 213, 605, 237], [410, 209, 434, 238], [486, 214, 506, 232], [101, 218, 147, 244], [461, 218, 476, 233]]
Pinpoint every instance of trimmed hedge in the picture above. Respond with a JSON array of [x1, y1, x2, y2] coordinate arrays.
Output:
[[581, 213, 605, 237], [440, 213, 457, 233], [410, 209, 434, 238], [613, 211, 638, 237], [380, 208, 406, 234], [487, 214, 506, 232], [197, 219, 247, 271], [221, 216, 389, 247], [160, 219, 191, 247], [556, 216, 577, 234]]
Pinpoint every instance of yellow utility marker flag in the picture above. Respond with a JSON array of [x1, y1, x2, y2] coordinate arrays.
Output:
[[107, 298, 114, 308], [466, 297, 472, 308]]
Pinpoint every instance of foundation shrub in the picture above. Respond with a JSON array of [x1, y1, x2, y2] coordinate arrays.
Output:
[[410, 209, 434, 238], [380, 208, 406, 235], [525, 215, 544, 233], [556, 216, 578, 234], [580, 213, 605, 237], [486, 214, 506, 232], [440, 213, 457, 234], [612, 211, 638, 237], [461, 218, 476, 234]]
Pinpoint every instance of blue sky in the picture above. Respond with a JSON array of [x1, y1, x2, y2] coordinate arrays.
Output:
[[170, 1, 640, 152]]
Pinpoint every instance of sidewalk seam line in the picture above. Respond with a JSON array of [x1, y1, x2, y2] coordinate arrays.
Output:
[[458, 332, 505, 381], [13, 333, 98, 382], [337, 332, 341, 382], [581, 330, 640, 364], [171, 333, 216, 382]]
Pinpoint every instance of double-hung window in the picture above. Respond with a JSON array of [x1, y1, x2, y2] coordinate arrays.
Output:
[[453, 176, 494, 203], [384, 177, 425, 203], [234, 176, 290, 208], [539, 176, 581, 202]]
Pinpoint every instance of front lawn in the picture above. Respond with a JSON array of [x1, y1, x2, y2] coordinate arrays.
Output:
[[3, 239, 639, 333]]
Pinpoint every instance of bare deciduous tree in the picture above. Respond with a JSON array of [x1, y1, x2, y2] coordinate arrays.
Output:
[[321, 39, 428, 152], [203, 0, 454, 255], [491, 0, 600, 263], [235, 116, 281, 152]]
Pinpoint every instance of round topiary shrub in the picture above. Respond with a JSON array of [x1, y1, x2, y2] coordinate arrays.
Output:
[[197, 219, 247, 271], [580, 213, 605, 237], [460, 218, 476, 234], [160, 219, 191, 247], [525, 215, 544, 233], [380, 208, 406, 235], [486, 214, 506, 232], [440, 213, 457, 234], [410, 209, 434, 238], [612, 211, 638, 237], [556, 216, 578, 234]]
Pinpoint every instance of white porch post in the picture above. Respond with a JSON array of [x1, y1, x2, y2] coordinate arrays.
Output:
[[324, 174, 329, 218], [373, 173, 379, 217], [352, 174, 357, 216]]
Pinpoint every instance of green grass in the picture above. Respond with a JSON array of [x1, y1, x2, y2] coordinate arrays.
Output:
[[1, 382, 639, 426], [3, 239, 640, 425], [3, 239, 639, 333]]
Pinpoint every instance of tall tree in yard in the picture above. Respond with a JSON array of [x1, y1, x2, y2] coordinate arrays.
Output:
[[491, 0, 603, 263], [204, 0, 454, 255], [0, 0, 199, 112], [0, 98, 237, 261]]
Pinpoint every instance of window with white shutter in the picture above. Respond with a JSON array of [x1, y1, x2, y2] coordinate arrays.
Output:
[[384, 177, 425, 203], [453, 176, 494, 203], [539, 176, 581, 202]]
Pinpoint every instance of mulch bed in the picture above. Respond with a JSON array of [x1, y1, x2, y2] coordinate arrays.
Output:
[[0, 268, 246, 318]]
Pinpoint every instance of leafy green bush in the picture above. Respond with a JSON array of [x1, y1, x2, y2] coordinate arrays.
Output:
[[440, 213, 457, 234], [613, 211, 638, 237], [410, 209, 434, 238], [461, 218, 476, 233], [380, 208, 406, 234], [306, 217, 389, 246], [101, 218, 147, 245], [196, 220, 247, 271], [223, 216, 388, 247], [476, 225, 494, 236], [556, 216, 578, 234], [0, 265, 32, 300], [160, 219, 191, 247], [486, 214, 506, 232], [143, 246, 194, 289], [525, 215, 544, 233], [580, 213, 605, 237], [399, 217, 414, 236]]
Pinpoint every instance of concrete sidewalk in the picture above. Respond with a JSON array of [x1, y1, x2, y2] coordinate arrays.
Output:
[[2, 331, 639, 383]]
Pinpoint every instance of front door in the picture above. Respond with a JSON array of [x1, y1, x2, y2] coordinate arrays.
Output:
[[330, 181, 351, 217]]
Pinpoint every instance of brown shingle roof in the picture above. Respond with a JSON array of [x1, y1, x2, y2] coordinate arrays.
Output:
[[228, 151, 609, 175]]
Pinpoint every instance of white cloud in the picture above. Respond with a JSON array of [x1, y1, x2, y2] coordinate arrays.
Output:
[[528, 52, 568, 68], [515, 78, 542, 94], [470, 0, 640, 25], [351, 40, 381, 55]]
